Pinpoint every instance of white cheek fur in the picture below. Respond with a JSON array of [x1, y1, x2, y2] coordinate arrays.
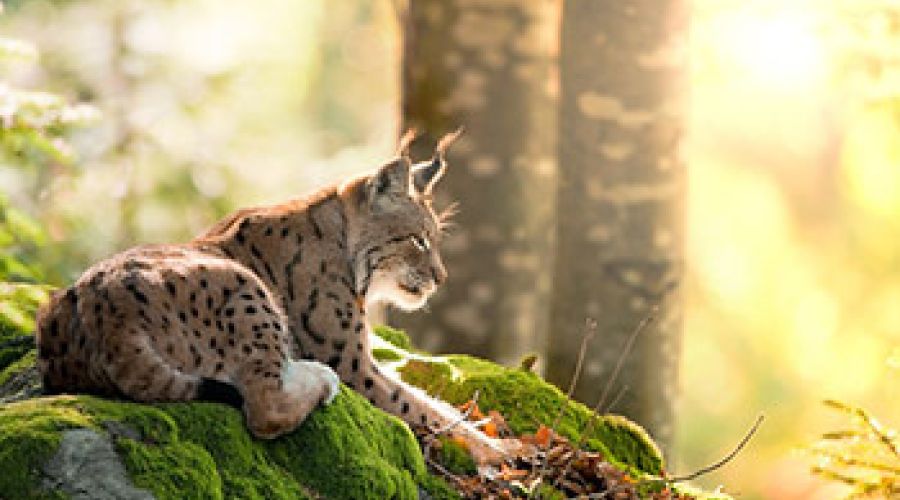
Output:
[[366, 271, 431, 311]]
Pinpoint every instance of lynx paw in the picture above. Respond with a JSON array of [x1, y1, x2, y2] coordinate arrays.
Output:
[[283, 360, 340, 406]]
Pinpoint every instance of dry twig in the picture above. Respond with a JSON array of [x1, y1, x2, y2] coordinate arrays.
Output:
[[668, 414, 764, 482], [535, 319, 598, 480], [582, 414, 766, 500], [552, 307, 659, 491]]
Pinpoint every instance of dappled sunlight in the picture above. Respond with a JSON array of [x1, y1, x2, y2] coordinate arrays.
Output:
[[842, 106, 900, 220], [710, 7, 828, 91], [683, 0, 900, 497]]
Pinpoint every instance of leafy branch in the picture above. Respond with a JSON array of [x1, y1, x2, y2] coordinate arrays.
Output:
[[808, 400, 900, 499]]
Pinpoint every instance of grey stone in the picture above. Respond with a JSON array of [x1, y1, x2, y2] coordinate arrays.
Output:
[[42, 428, 155, 500], [0, 365, 43, 404]]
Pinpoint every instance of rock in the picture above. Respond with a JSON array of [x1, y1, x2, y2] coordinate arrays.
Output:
[[43, 428, 154, 500]]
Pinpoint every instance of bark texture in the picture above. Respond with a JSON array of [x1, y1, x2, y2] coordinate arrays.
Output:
[[395, 0, 559, 366], [544, 0, 688, 453]]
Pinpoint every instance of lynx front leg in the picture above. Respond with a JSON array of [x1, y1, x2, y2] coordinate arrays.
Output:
[[238, 358, 340, 439], [356, 361, 516, 465]]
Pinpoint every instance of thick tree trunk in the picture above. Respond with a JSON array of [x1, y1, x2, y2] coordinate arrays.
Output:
[[395, 0, 558, 366], [544, 0, 688, 453]]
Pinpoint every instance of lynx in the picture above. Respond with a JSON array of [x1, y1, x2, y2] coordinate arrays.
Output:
[[35, 132, 510, 462]]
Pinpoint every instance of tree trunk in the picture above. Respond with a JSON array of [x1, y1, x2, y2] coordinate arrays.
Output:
[[544, 0, 688, 453], [395, 0, 559, 367]]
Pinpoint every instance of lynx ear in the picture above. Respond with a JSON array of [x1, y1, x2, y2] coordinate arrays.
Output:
[[397, 128, 419, 158], [367, 157, 411, 211], [412, 157, 445, 194], [412, 128, 462, 194]]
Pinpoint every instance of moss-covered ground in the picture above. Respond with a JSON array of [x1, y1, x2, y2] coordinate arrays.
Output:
[[0, 325, 728, 499], [0, 388, 458, 499], [392, 346, 665, 476]]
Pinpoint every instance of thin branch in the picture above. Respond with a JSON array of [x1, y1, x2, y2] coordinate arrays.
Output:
[[667, 414, 765, 482], [580, 415, 766, 500], [595, 306, 658, 414], [535, 319, 597, 480], [602, 384, 629, 416], [553, 308, 659, 490], [565, 319, 598, 401]]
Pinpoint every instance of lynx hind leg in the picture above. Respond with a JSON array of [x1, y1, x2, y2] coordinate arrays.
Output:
[[102, 333, 201, 403], [239, 358, 339, 439]]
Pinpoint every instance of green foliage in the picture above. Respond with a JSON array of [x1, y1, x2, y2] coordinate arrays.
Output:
[[0, 29, 90, 341], [0, 35, 96, 169], [808, 400, 900, 499], [0, 197, 47, 282], [0, 282, 50, 337]]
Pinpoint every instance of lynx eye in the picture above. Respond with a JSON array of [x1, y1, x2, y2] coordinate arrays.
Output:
[[410, 234, 430, 252]]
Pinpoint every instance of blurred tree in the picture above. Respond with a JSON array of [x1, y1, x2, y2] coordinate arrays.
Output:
[[394, 0, 558, 366], [544, 0, 688, 453]]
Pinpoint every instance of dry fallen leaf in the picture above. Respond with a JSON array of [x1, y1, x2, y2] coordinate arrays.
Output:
[[535, 425, 552, 447]]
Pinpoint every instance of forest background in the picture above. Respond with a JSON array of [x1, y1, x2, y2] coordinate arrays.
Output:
[[2, 1, 899, 498]]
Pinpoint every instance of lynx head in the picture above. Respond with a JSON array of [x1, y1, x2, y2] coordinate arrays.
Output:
[[342, 130, 460, 311]]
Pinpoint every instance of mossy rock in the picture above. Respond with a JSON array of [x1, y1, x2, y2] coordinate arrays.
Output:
[[373, 325, 413, 351], [394, 355, 664, 476], [0, 326, 725, 499], [0, 333, 458, 500], [0, 389, 458, 499]]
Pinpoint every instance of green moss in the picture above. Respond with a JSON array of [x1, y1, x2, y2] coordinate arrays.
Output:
[[373, 325, 413, 351], [0, 396, 94, 497], [532, 483, 566, 500], [0, 324, 704, 498], [372, 347, 403, 362], [394, 355, 664, 476], [0, 389, 459, 499], [436, 436, 476, 475], [265, 386, 426, 499]]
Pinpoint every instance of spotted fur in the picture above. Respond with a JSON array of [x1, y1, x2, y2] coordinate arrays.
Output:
[[35, 144, 511, 461]]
